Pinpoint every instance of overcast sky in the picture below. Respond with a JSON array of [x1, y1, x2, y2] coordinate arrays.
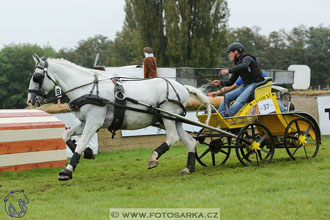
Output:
[[0, 0, 329, 51]]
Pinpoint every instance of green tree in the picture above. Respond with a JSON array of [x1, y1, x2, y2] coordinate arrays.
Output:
[[286, 26, 308, 65], [58, 35, 112, 68], [265, 30, 290, 69], [104, 29, 141, 67], [305, 25, 330, 85], [124, 0, 229, 67], [103, 1, 141, 66], [165, 0, 229, 67], [0, 44, 57, 108], [226, 25, 330, 87], [128, 0, 168, 65]]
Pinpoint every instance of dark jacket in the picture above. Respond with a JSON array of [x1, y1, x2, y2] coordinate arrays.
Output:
[[223, 54, 264, 86]]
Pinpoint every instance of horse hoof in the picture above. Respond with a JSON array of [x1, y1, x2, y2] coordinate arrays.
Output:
[[180, 168, 191, 175], [83, 154, 95, 160], [58, 175, 71, 181], [148, 160, 158, 169], [58, 168, 72, 181], [83, 147, 95, 160]]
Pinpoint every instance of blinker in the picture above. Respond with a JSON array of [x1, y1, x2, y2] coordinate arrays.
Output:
[[33, 72, 44, 83]]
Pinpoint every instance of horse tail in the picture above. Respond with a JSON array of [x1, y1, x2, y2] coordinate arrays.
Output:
[[184, 85, 211, 125]]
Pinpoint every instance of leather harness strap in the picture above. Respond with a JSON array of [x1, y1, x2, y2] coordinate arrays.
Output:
[[68, 95, 180, 124], [68, 94, 108, 111], [107, 78, 126, 137], [157, 78, 186, 116], [67, 77, 187, 138]]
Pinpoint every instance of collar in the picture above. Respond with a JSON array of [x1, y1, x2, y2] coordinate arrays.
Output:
[[144, 53, 154, 58]]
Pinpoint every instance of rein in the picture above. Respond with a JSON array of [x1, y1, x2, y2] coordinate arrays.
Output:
[[45, 77, 147, 104], [30, 62, 185, 113], [29, 61, 149, 105], [29, 59, 186, 126]]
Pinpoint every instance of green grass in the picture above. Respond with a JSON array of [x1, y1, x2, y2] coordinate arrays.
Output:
[[1, 136, 329, 220]]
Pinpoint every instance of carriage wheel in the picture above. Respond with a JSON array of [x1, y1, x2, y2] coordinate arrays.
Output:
[[195, 129, 231, 166], [235, 123, 274, 166], [284, 118, 320, 160]]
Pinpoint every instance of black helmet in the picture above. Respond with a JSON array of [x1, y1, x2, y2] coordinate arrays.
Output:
[[226, 42, 244, 53]]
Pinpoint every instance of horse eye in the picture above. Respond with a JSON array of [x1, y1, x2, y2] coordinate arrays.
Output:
[[33, 73, 44, 82]]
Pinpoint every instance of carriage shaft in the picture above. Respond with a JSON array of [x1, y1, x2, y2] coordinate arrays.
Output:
[[136, 101, 237, 138]]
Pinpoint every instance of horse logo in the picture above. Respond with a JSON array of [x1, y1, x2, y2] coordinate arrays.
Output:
[[4, 190, 29, 218]]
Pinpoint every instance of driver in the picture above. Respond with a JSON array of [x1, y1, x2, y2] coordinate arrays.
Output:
[[212, 42, 265, 117]]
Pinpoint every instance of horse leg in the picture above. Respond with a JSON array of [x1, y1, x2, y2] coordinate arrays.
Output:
[[176, 122, 197, 175], [148, 119, 179, 169], [63, 122, 95, 159], [58, 119, 103, 181], [63, 122, 84, 152]]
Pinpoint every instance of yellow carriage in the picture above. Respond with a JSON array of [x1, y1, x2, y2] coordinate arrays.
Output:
[[194, 78, 321, 166]]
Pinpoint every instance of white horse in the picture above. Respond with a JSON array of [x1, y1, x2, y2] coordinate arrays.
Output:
[[27, 55, 211, 181]]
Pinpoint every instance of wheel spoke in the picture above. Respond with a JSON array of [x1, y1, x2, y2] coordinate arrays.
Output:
[[240, 138, 252, 145], [294, 121, 301, 133], [260, 148, 271, 154], [199, 148, 210, 159], [257, 150, 263, 161], [291, 147, 300, 156], [305, 140, 317, 146], [219, 149, 230, 155], [256, 152, 259, 166], [303, 146, 308, 159], [211, 153, 215, 166], [258, 133, 269, 145], [251, 125, 256, 139], [288, 135, 298, 140], [243, 151, 252, 161], [303, 126, 312, 137], [243, 131, 252, 140]]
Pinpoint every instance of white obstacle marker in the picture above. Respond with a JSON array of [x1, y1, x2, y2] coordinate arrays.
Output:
[[289, 65, 311, 90], [0, 109, 67, 172]]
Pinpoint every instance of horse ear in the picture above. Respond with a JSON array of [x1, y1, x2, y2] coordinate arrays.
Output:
[[32, 55, 38, 64], [34, 54, 41, 63]]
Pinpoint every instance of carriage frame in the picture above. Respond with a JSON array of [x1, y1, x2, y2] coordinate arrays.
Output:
[[190, 78, 321, 167]]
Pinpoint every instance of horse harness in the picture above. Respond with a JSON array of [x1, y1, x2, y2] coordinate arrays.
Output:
[[107, 78, 126, 136], [68, 77, 187, 138], [28, 60, 187, 137]]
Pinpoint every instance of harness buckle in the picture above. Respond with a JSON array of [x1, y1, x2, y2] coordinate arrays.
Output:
[[115, 91, 126, 101]]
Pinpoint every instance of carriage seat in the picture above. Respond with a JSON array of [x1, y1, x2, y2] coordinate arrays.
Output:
[[248, 78, 273, 101]]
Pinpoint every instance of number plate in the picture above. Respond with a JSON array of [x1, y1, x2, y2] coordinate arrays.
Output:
[[257, 98, 275, 114]]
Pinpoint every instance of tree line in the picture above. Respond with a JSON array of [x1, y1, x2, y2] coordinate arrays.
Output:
[[0, 0, 329, 109]]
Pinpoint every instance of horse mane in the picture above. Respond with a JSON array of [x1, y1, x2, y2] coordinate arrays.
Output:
[[48, 58, 110, 79]]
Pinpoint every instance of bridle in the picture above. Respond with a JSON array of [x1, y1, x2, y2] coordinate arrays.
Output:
[[28, 59, 57, 100], [27, 58, 110, 105]]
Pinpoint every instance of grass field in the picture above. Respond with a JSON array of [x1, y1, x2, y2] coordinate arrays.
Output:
[[0, 136, 329, 220]]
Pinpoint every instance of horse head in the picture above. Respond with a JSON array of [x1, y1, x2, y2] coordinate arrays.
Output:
[[27, 54, 56, 106]]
